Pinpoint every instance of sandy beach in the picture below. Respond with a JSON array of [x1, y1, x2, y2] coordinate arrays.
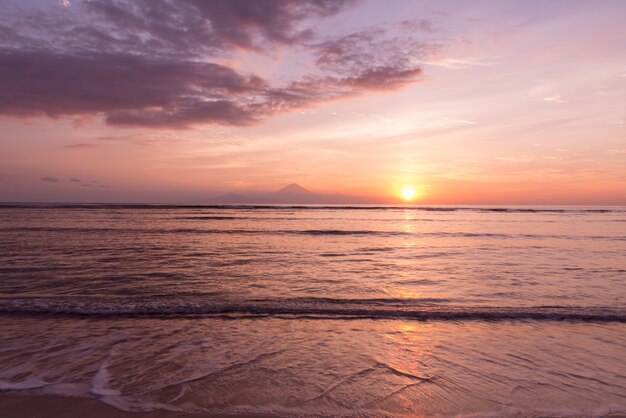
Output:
[[2, 393, 626, 418], [0, 393, 276, 418]]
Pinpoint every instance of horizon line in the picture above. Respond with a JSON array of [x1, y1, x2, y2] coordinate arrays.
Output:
[[1, 201, 625, 208]]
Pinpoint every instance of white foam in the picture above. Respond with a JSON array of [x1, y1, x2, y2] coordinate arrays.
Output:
[[0, 378, 47, 390], [89, 358, 121, 397]]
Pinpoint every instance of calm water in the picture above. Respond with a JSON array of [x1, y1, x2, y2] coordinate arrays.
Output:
[[0, 205, 625, 416]]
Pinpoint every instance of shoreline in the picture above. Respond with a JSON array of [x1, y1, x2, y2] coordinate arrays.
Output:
[[0, 392, 275, 418], [1, 392, 625, 418]]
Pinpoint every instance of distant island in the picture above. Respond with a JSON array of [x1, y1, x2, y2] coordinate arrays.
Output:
[[204, 183, 378, 204]]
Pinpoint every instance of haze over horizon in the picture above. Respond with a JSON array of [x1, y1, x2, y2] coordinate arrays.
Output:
[[1, 0, 625, 205]]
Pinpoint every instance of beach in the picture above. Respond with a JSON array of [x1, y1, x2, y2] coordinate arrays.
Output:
[[3, 393, 626, 418], [0, 393, 279, 418]]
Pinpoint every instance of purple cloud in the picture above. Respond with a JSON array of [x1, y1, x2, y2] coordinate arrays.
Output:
[[312, 25, 440, 82], [187, 0, 358, 49], [79, 0, 358, 54], [0, 1, 438, 129], [41, 176, 60, 183], [0, 49, 265, 123]]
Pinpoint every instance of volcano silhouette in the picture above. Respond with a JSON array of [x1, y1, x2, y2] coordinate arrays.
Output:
[[205, 184, 375, 204]]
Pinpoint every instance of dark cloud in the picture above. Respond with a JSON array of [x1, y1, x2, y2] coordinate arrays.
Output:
[[41, 176, 60, 183], [312, 26, 440, 80], [262, 25, 437, 112], [187, 0, 358, 49], [0, 1, 438, 129], [78, 0, 358, 54], [0, 49, 265, 126], [106, 100, 258, 129], [3, 0, 356, 58], [69, 178, 82, 183]]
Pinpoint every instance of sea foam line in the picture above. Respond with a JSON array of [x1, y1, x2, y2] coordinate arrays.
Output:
[[0, 297, 624, 322]]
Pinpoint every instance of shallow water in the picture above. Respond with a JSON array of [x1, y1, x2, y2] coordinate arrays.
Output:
[[0, 205, 625, 416]]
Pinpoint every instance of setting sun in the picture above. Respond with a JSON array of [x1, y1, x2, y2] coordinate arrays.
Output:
[[401, 186, 417, 201]]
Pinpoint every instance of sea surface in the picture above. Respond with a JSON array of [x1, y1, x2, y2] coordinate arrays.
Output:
[[0, 204, 625, 417]]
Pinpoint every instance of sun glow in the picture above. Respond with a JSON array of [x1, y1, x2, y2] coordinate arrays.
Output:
[[401, 186, 417, 201]]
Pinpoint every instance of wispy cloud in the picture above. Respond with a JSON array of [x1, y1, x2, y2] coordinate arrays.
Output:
[[423, 56, 497, 69], [96, 133, 184, 146], [543, 95, 566, 103], [41, 176, 60, 183]]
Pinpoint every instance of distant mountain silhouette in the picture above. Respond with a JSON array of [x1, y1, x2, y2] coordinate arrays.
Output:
[[276, 183, 310, 195], [205, 184, 377, 204]]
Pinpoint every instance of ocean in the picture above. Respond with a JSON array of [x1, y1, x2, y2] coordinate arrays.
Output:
[[0, 204, 625, 417]]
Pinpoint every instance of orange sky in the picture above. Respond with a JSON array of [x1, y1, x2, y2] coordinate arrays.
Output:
[[0, 0, 625, 204]]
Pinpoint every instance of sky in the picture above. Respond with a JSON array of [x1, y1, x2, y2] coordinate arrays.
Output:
[[0, 0, 625, 204]]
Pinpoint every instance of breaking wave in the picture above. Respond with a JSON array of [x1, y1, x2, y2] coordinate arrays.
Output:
[[1, 226, 624, 241], [0, 296, 624, 322]]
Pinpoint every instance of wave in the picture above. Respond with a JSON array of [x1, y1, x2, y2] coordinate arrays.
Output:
[[2, 226, 623, 241], [0, 203, 624, 213], [174, 216, 244, 220], [0, 296, 623, 322], [0, 226, 398, 236]]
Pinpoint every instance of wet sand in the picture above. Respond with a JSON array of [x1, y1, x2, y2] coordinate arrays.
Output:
[[0, 393, 273, 418], [2, 393, 626, 418]]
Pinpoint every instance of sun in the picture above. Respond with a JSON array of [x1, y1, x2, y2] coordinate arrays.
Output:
[[401, 186, 417, 201]]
